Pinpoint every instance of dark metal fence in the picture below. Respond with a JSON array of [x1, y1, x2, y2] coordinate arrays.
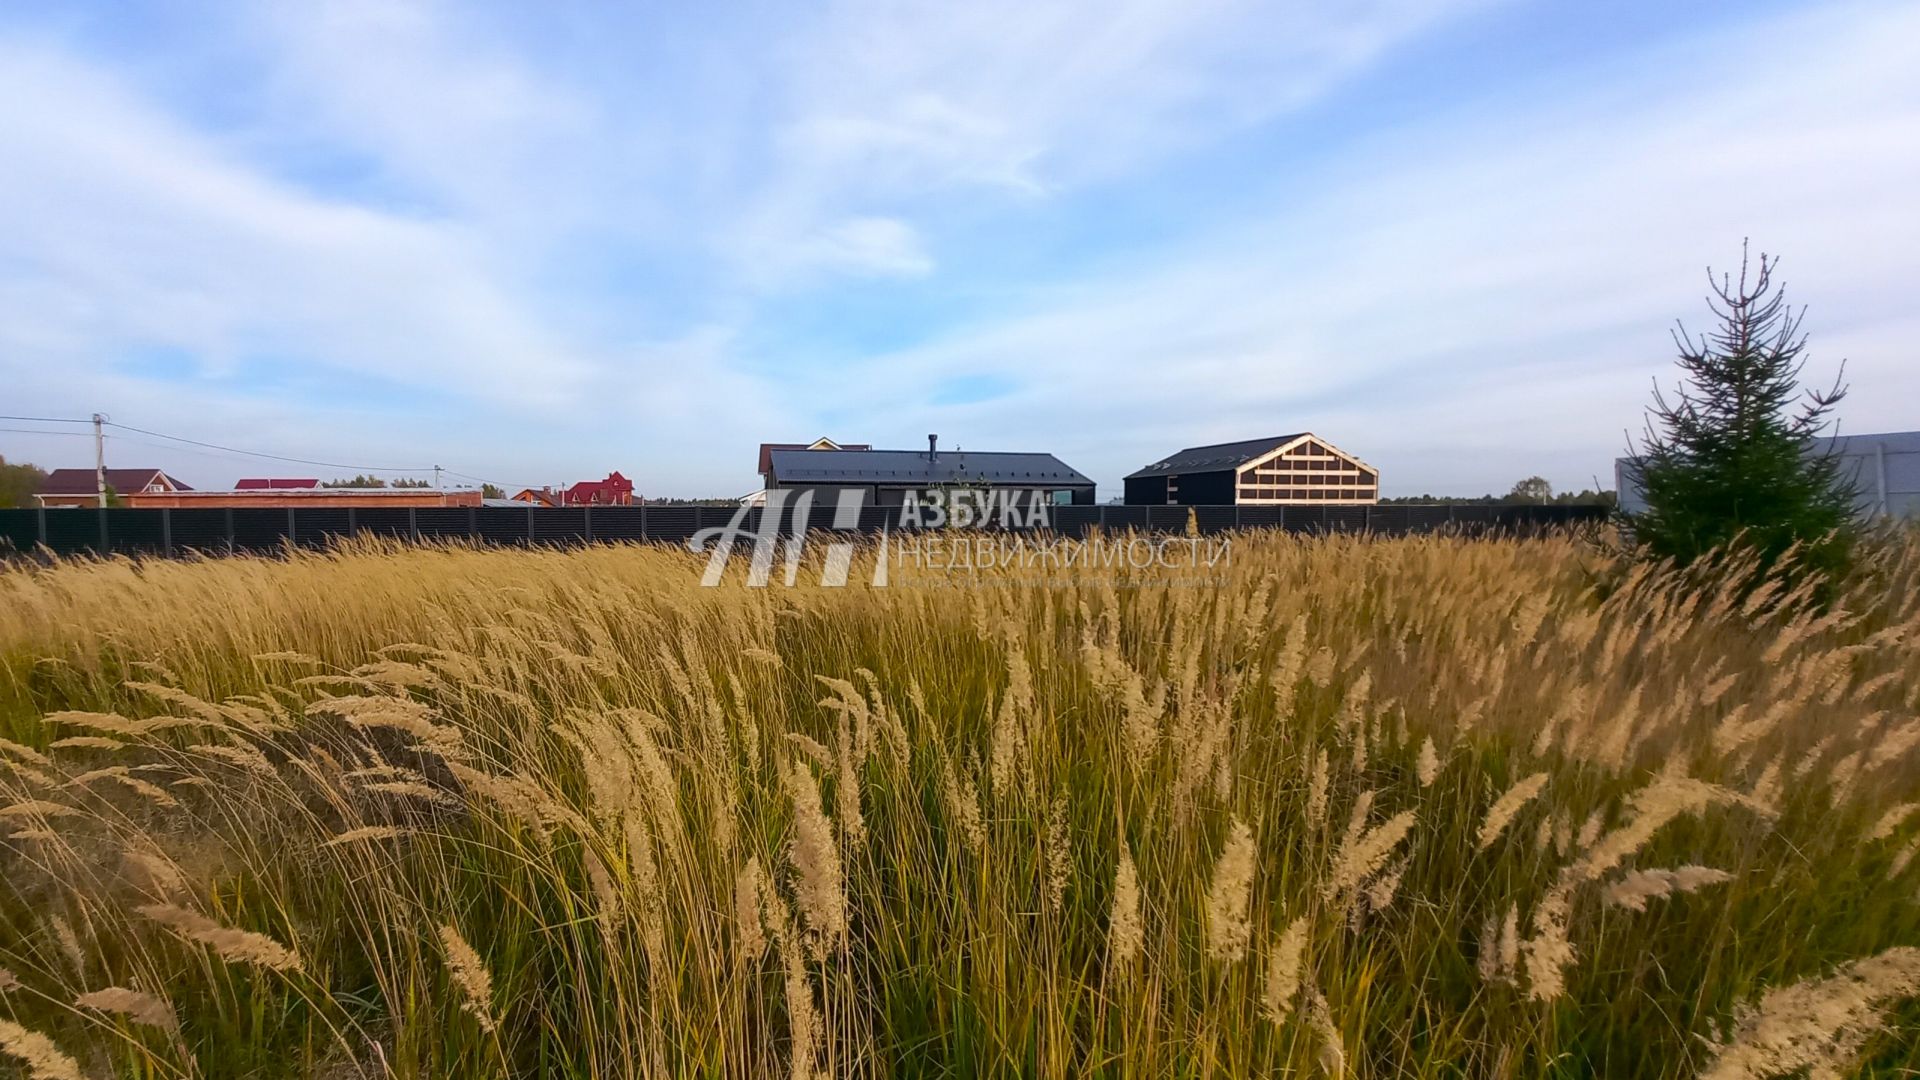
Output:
[[0, 504, 1609, 559]]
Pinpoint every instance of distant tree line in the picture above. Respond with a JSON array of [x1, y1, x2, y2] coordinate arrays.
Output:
[[324, 476, 432, 489], [1377, 477, 1617, 508], [0, 456, 47, 508]]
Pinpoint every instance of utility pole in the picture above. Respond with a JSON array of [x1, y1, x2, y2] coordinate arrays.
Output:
[[434, 465, 443, 491], [93, 413, 107, 508]]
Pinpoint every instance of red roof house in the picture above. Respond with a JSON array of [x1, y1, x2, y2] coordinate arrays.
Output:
[[234, 478, 320, 490], [36, 468, 192, 508], [561, 472, 636, 506]]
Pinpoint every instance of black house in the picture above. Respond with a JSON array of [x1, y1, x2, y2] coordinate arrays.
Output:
[[763, 435, 1096, 510], [1124, 433, 1379, 506]]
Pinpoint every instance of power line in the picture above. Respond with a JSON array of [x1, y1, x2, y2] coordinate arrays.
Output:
[[101, 420, 438, 473], [10, 412, 526, 490], [443, 469, 543, 493], [0, 427, 95, 437]]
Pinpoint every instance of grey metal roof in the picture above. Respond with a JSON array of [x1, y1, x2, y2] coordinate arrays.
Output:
[[1124, 434, 1307, 479], [767, 448, 1093, 486]]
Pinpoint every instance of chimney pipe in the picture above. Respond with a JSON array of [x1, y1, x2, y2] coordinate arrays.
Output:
[[928, 433, 938, 462]]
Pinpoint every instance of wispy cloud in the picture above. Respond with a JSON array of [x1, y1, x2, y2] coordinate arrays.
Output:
[[779, 1, 1920, 493], [0, 39, 593, 408]]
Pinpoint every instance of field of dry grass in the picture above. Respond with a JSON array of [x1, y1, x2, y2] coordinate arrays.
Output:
[[1, 530, 1918, 1078]]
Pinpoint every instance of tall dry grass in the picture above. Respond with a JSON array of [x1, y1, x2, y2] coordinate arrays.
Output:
[[0, 528, 1917, 1077]]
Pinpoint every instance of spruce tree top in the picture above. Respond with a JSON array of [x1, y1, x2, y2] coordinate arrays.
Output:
[[1626, 243, 1856, 575]]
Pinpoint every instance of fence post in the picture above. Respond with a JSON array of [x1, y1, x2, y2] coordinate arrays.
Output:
[[36, 505, 47, 551], [162, 509, 173, 557], [640, 504, 648, 542], [224, 509, 234, 555], [408, 508, 419, 542], [347, 508, 357, 537], [287, 507, 296, 546], [584, 507, 593, 544], [526, 506, 534, 545]]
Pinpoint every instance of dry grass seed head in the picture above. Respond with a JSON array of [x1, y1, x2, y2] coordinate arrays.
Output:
[[0, 1019, 85, 1080], [75, 986, 178, 1031], [1205, 817, 1258, 963], [1109, 846, 1144, 972], [137, 904, 301, 972], [438, 925, 498, 1033], [1700, 946, 1920, 1080]]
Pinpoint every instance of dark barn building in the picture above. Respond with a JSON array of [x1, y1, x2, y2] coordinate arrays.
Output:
[[1124, 433, 1379, 506], [762, 436, 1095, 511]]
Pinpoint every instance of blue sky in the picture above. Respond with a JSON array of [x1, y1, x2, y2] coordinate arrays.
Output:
[[2, 0, 1916, 498]]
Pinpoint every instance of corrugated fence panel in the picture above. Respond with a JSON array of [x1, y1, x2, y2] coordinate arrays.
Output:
[[1049, 506, 1100, 538], [0, 509, 37, 552], [1284, 506, 1326, 533], [355, 508, 413, 538], [43, 510, 99, 554], [104, 510, 165, 554], [170, 510, 229, 553], [1450, 506, 1496, 531], [292, 509, 351, 547], [644, 507, 698, 541], [1325, 507, 1369, 533], [415, 508, 472, 539], [230, 509, 289, 551], [1193, 507, 1238, 534], [589, 507, 648, 541], [474, 508, 531, 544], [1146, 507, 1190, 532], [531, 508, 588, 544]]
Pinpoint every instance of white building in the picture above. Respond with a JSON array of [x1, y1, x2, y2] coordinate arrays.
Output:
[[1616, 430, 1920, 519]]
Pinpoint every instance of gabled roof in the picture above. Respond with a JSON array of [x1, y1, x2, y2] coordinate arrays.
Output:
[[1124, 435, 1308, 479], [234, 478, 319, 490], [758, 438, 872, 475], [38, 468, 193, 495], [767, 448, 1093, 486]]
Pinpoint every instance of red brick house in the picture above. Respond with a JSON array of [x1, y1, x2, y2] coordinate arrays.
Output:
[[36, 468, 191, 508], [561, 471, 636, 506]]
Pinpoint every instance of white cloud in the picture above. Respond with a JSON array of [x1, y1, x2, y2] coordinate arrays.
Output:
[[789, 1, 1920, 496], [760, 216, 936, 280], [0, 40, 594, 407], [726, 0, 1491, 282]]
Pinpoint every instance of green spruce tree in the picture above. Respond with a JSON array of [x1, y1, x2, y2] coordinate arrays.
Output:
[[1626, 243, 1856, 579]]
